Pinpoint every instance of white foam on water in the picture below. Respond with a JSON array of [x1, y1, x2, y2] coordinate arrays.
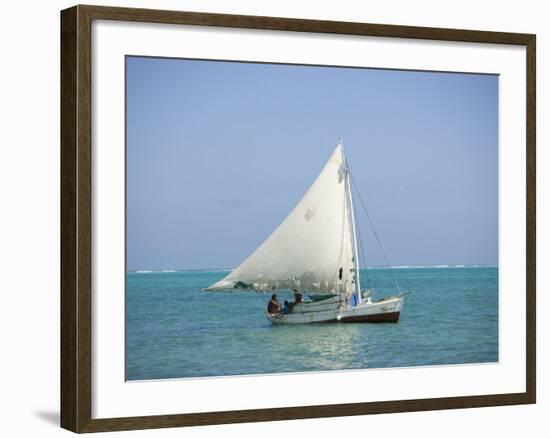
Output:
[[366, 265, 497, 270]]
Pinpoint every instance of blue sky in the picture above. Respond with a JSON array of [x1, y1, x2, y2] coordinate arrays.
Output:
[[126, 56, 498, 271]]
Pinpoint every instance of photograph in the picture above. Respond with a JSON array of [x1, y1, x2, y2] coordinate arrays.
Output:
[[125, 56, 499, 381]]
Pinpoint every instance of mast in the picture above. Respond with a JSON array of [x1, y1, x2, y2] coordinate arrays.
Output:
[[341, 141, 362, 304]]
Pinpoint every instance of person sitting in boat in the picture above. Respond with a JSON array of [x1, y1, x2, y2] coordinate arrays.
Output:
[[267, 294, 282, 315], [287, 289, 303, 313]]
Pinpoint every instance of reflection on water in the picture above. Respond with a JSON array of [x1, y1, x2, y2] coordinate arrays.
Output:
[[263, 323, 365, 372], [126, 268, 498, 380]]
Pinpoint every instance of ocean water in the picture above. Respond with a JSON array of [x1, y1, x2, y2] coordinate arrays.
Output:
[[126, 267, 498, 380]]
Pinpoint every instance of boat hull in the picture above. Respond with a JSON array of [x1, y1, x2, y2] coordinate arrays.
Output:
[[336, 311, 400, 323], [266, 295, 404, 325]]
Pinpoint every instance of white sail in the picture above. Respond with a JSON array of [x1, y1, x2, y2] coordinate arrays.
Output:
[[206, 141, 357, 296]]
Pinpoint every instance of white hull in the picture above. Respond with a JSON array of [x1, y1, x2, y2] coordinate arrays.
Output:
[[267, 295, 405, 325]]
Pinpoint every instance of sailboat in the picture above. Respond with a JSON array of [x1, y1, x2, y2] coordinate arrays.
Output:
[[205, 139, 405, 324]]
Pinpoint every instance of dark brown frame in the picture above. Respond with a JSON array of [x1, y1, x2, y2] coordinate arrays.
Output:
[[61, 4, 536, 433]]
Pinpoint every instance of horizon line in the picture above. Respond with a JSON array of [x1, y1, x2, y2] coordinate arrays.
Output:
[[127, 264, 499, 273]]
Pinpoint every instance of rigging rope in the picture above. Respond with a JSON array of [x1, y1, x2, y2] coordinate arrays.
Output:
[[353, 197, 369, 288], [349, 172, 401, 293]]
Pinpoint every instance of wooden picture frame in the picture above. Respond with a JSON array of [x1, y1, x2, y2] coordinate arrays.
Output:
[[60, 4, 536, 433]]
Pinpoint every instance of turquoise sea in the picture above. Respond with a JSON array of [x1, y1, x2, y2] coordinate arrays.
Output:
[[126, 267, 498, 380]]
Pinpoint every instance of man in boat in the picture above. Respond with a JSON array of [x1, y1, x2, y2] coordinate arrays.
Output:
[[267, 294, 282, 315], [286, 289, 303, 313]]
